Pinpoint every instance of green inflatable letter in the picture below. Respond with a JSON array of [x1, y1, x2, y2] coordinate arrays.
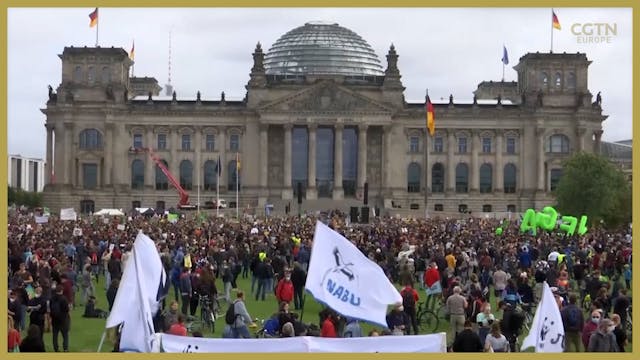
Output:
[[520, 209, 537, 235]]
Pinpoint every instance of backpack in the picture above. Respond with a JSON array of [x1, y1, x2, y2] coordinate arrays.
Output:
[[225, 302, 237, 325], [402, 289, 416, 309], [565, 306, 581, 331]]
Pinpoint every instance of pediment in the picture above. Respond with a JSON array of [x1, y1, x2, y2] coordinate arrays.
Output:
[[259, 82, 394, 114]]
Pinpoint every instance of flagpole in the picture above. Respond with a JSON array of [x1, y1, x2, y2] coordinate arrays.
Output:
[[236, 153, 239, 219], [96, 11, 99, 47], [216, 164, 220, 218], [424, 89, 429, 219], [550, 9, 554, 53]]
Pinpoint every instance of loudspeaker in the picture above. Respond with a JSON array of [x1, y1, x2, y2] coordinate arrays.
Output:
[[350, 207, 359, 223], [360, 206, 370, 224], [297, 182, 303, 204], [363, 182, 369, 206]]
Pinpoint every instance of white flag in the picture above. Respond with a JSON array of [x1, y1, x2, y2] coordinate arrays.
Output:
[[106, 232, 168, 352], [305, 221, 401, 328], [521, 281, 565, 352]]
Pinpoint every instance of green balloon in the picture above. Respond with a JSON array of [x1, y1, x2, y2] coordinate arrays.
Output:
[[520, 209, 537, 235], [496, 227, 503, 236]]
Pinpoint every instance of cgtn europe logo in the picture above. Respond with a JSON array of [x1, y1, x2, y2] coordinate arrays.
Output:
[[321, 247, 361, 306], [571, 22, 617, 44]]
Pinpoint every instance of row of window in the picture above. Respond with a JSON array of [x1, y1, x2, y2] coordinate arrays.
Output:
[[405, 163, 563, 193], [78, 130, 570, 155], [540, 71, 576, 89], [408, 134, 569, 154], [132, 133, 240, 152], [430, 204, 518, 213], [72, 65, 111, 84], [78, 129, 241, 152]]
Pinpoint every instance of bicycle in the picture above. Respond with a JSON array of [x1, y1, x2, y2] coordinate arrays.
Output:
[[185, 315, 203, 333], [198, 295, 216, 334], [416, 301, 439, 334]]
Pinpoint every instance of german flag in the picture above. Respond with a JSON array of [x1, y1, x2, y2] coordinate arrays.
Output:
[[426, 95, 435, 137], [89, 8, 98, 28], [236, 152, 241, 172], [552, 10, 561, 30], [129, 41, 135, 60]]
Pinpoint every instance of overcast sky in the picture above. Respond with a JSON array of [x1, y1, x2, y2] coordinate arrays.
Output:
[[7, 7, 632, 159]]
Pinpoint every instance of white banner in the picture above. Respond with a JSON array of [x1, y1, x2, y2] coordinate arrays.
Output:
[[521, 281, 565, 352], [73, 227, 83, 237], [305, 221, 402, 328], [34, 216, 49, 224], [158, 333, 447, 353], [60, 208, 77, 221], [117, 224, 126, 231]]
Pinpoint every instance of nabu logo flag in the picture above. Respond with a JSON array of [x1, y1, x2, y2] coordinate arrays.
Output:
[[305, 221, 401, 327], [521, 281, 565, 352]]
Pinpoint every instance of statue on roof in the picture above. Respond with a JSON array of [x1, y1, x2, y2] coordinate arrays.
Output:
[[47, 85, 57, 103], [148, 91, 153, 101], [172, 91, 177, 101], [496, 94, 502, 105], [449, 94, 454, 105], [595, 91, 602, 106], [221, 91, 226, 102], [197, 91, 201, 102], [473, 94, 477, 105]]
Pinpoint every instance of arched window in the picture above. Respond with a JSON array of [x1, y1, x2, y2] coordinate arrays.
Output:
[[455, 163, 469, 193], [555, 72, 562, 88], [407, 162, 421, 193], [503, 163, 517, 193], [101, 67, 111, 83], [79, 129, 103, 150], [203, 160, 218, 191], [155, 159, 169, 190], [550, 168, 563, 191], [540, 72, 549, 87], [73, 66, 82, 82], [479, 164, 493, 193], [228, 160, 241, 192], [548, 134, 570, 153], [431, 163, 444, 193], [131, 159, 144, 189], [179, 160, 193, 190], [567, 72, 576, 89]]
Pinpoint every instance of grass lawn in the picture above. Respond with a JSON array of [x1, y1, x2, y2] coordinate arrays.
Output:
[[27, 275, 630, 352]]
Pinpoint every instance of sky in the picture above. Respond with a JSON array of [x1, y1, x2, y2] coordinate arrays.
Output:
[[7, 7, 633, 159]]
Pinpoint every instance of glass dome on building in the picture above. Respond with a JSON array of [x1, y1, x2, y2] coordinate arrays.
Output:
[[264, 22, 385, 77]]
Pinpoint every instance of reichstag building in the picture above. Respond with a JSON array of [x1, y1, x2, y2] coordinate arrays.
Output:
[[42, 22, 607, 216]]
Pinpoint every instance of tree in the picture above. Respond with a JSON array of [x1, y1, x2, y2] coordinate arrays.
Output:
[[554, 152, 631, 229], [7, 186, 43, 208]]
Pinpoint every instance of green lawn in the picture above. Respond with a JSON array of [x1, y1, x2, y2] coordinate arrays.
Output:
[[26, 275, 631, 352]]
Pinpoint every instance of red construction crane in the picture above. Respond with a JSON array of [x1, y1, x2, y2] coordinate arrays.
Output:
[[130, 147, 195, 209]]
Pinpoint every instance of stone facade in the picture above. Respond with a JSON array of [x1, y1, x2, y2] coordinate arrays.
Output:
[[41, 41, 607, 216]]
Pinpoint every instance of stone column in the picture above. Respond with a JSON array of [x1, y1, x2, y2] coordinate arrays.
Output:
[[593, 130, 603, 154], [447, 129, 456, 192], [307, 124, 317, 199], [357, 124, 368, 188], [259, 124, 268, 188], [114, 123, 127, 187], [333, 124, 344, 200], [64, 122, 73, 186], [171, 128, 179, 175], [282, 124, 293, 199], [383, 125, 392, 193], [537, 128, 545, 192], [45, 125, 53, 185], [145, 128, 155, 188], [577, 127, 586, 152], [471, 130, 480, 192], [104, 123, 113, 187], [495, 130, 504, 192], [219, 127, 227, 190], [194, 127, 202, 197]]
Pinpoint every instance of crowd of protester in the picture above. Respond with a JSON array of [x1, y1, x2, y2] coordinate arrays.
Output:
[[7, 206, 633, 352]]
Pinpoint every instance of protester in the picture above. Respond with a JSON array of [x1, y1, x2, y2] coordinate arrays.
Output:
[[587, 318, 619, 352], [452, 320, 483, 352], [485, 322, 510, 352], [230, 291, 256, 339], [50, 286, 71, 352], [7, 316, 21, 352], [20, 324, 46, 352], [561, 293, 584, 352]]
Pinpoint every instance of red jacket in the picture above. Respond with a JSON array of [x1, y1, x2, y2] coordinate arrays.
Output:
[[424, 268, 440, 288], [321, 318, 337, 337], [400, 286, 419, 303], [275, 279, 294, 303]]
